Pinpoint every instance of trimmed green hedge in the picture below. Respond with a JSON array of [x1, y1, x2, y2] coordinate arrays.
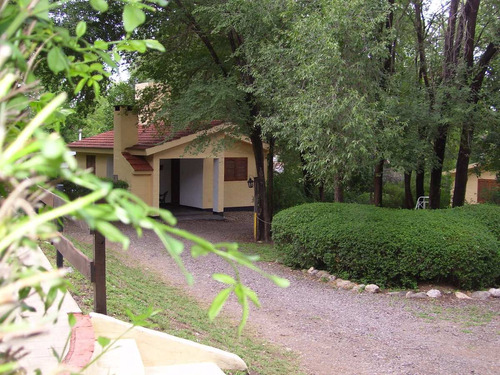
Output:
[[446, 204, 500, 241], [272, 203, 500, 289]]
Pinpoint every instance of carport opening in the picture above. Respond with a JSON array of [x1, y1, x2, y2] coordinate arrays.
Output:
[[159, 158, 204, 209]]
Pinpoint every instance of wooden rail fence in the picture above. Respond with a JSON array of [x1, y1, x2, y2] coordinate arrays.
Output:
[[40, 190, 107, 314]]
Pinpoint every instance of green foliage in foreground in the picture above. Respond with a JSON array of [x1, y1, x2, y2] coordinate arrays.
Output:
[[41, 240, 304, 375], [0, 1, 288, 371], [61, 178, 129, 200], [273, 203, 500, 289]]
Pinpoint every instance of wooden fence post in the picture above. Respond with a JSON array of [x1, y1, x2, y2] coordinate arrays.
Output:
[[93, 230, 107, 314], [54, 195, 64, 268], [56, 250, 64, 269]]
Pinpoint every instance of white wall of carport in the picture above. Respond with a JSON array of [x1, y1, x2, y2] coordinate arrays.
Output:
[[179, 159, 204, 208]]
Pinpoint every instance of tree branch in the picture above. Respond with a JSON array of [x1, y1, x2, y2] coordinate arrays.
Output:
[[172, 0, 228, 77], [470, 42, 498, 102]]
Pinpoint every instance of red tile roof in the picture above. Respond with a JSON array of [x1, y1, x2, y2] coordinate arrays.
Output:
[[122, 152, 153, 172], [68, 130, 115, 149], [128, 125, 194, 150], [68, 121, 224, 150]]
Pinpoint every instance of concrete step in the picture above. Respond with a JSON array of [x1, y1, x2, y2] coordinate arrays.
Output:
[[83, 338, 145, 375], [145, 362, 225, 375]]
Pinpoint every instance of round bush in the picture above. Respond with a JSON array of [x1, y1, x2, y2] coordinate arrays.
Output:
[[272, 203, 500, 289]]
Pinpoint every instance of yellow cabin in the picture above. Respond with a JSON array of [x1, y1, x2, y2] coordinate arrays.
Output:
[[449, 164, 499, 204], [68, 106, 265, 214]]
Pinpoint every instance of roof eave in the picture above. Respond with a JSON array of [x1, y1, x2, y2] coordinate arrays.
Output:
[[70, 147, 113, 154], [134, 124, 230, 156]]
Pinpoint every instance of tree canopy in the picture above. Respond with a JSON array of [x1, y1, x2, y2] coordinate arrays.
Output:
[[75, 0, 499, 214]]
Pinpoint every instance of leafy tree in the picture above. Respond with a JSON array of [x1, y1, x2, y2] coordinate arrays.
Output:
[[243, 0, 402, 204], [133, 0, 497, 213], [413, 0, 499, 208], [450, 0, 498, 207], [389, 0, 498, 209]]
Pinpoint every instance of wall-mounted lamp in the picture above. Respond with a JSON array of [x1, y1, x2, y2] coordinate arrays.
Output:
[[247, 177, 254, 189]]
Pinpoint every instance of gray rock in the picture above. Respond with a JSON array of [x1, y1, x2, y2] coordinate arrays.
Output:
[[455, 292, 472, 300], [471, 291, 491, 300], [316, 270, 330, 279], [328, 275, 337, 282], [365, 284, 380, 294], [426, 289, 442, 298], [336, 279, 355, 290], [307, 267, 318, 276], [352, 284, 365, 292], [333, 278, 344, 285], [406, 291, 428, 299], [488, 288, 500, 298]]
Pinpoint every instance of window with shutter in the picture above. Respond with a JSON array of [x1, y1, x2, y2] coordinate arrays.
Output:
[[224, 158, 247, 181], [86, 155, 96, 175], [478, 179, 500, 203]]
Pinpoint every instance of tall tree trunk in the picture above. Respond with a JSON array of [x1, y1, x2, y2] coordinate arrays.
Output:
[[334, 174, 344, 203], [404, 171, 414, 209], [266, 136, 275, 235], [174, 0, 228, 77], [415, 167, 425, 199], [429, 0, 460, 209], [452, 125, 472, 207], [374, 160, 384, 207], [373, 0, 395, 206], [412, 0, 434, 105], [228, 28, 274, 240], [429, 127, 447, 209], [319, 183, 325, 202], [412, 0, 433, 204], [300, 151, 314, 198], [453, 40, 498, 207], [249, 126, 269, 242]]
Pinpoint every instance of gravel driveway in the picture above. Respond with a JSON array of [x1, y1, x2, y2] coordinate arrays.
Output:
[[67, 212, 500, 375]]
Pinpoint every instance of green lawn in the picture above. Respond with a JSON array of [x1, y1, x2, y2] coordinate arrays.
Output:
[[40, 239, 303, 375], [239, 242, 283, 263]]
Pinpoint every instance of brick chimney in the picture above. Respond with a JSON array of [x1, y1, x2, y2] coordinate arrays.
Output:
[[114, 105, 138, 151], [113, 106, 138, 181]]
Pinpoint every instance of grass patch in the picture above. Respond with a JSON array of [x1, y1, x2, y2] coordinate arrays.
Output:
[[239, 242, 283, 263], [40, 239, 304, 375], [409, 302, 499, 328]]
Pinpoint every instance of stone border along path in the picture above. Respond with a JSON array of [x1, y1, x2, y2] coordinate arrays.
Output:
[[66, 212, 500, 375], [305, 266, 500, 300]]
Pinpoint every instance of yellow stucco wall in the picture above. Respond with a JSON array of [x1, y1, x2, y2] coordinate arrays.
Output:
[[151, 133, 265, 211], [202, 159, 214, 209], [130, 173, 153, 206], [74, 152, 112, 179], [451, 170, 497, 204], [223, 141, 258, 208]]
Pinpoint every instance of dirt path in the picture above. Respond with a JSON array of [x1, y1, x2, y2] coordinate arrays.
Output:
[[67, 212, 500, 375]]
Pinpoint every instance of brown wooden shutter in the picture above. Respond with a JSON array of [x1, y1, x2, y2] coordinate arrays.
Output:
[[224, 158, 247, 181], [478, 179, 499, 203]]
